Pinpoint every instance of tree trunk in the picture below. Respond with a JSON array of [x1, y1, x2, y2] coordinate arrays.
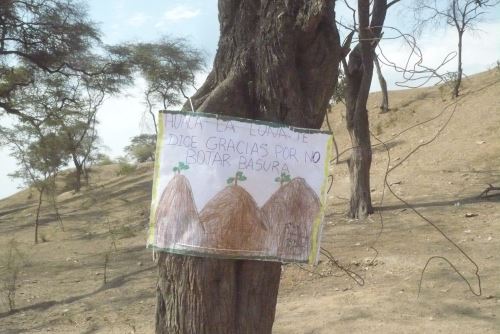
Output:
[[146, 92, 158, 135], [156, 1, 341, 333], [343, 0, 387, 219], [156, 253, 281, 333], [83, 163, 90, 186], [373, 54, 389, 113], [453, 31, 463, 98], [34, 186, 44, 244], [49, 181, 64, 231], [344, 47, 374, 217], [73, 158, 82, 192]]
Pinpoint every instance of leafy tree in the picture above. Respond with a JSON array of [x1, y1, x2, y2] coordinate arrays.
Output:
[[7, 128, 68, 243], [49, 71, 118, 192], [0, 2, 131, 183], [125, 134, 157, 163], [5, 63, 124, 192], [0, 0, 104, 120], [0, 1, 129, 193], [109, 38, 204, 133], [413, 0, 500, 97]]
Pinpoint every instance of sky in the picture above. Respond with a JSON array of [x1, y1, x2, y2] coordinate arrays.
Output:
[[1, 0, 499, 199]]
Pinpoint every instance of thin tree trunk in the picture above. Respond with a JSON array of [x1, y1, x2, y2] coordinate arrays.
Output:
[[325, 111, 340, 164], [373, 54, 389, 113], [156, 1, 341, 333], [83, 163, 90, 186], [453, 31, 463, 98], [49, 182, 64, 231], [146, 92, 158, 135], [345, 48, 374, 217], [344, 0, 387, 219], [52, 200, 64, 231], [35, 186, 45, 244], [74, 160, 82, 192]]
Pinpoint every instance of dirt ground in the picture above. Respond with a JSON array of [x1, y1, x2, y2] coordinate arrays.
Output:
[[0, 69, 499, 333]]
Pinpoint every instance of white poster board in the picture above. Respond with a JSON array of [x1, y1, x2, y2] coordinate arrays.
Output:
[[147, 111, 332, 264]]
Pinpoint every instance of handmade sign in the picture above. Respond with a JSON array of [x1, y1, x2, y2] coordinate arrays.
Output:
[[147, 111, 332, 264]]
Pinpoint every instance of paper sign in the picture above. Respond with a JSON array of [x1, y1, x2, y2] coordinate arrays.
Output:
[[147, 111, 332, 264]]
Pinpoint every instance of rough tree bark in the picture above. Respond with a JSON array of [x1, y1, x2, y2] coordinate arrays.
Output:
[[343, 0, 388, 218], [155, 1, 341, 333]]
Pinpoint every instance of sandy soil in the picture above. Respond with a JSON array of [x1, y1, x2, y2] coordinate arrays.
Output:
[[0, 69, 499, 333]]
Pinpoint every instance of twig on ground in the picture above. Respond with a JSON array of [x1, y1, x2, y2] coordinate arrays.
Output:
[[478, 184, 500, 198]]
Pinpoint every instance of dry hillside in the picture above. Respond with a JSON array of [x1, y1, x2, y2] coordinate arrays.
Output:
[[1, 69, 499, 333]]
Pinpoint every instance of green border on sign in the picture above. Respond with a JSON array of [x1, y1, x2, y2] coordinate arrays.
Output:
[[147, 112, 165, 245]]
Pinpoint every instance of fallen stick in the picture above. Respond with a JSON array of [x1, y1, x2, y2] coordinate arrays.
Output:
[[478, 184, 500, 198]]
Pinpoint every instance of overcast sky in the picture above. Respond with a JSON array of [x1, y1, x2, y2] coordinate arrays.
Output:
[[1, 0, 499, 199]]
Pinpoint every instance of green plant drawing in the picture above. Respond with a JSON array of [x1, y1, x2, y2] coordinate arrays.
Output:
[[227, 171, 247, 186], [275, 172, 291, 186], [173, 161, 189, 174]]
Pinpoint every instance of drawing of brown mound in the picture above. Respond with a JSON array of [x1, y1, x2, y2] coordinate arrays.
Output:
[[199, 185, 268, 251], [262, 177, 321, 261], [154, 174, 201, 248]]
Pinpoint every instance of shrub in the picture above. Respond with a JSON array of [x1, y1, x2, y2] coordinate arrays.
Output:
[[125, 134, 156, 163], [116, 158, 137, 176], [1, 240, 25, 313], [94, 153, 114, 166]]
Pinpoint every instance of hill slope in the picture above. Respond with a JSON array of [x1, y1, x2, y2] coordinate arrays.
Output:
[[1, 69, 499, 333]]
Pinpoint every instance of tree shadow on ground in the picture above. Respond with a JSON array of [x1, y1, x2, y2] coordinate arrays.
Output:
[[0, 265, 155, 319], [336, 140, 405, 164], [376, 192, 500, 212]]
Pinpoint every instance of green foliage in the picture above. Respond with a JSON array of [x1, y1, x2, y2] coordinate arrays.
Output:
[[0, 0, 127, 119], [109, 38, 204, 109], [94, 153, 114, 166], [7, 129, 68, 191], [108, 38, 204, 131], [0, 67, 31, 98], [1, 1, 130, 193], [116, 158, 137, 176], [1, 0, 100, 66], [173, 161, 189, 174], [125, 134, 157, 163], [275, 172, 292, 185], [227, 171, 247, 185]]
